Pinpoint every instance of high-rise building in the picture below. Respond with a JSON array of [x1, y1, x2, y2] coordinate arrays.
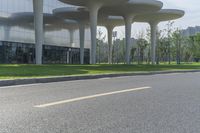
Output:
[[181, 26, 200, 37]]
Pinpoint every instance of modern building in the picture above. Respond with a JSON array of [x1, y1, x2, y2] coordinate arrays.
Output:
[[0, 0, 91, 64], [0, 0, 184, 65]]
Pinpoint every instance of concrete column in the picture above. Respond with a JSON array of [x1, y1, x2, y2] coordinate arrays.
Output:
[[69, 29, 74, 47], [33, 0, 43, 65], [4, 26, 11, 41], [150, 22, 158, 65], [79, 23, 85, 64], [87, 2, 103, 64], [124, 15, 134, 64], [106, 25, 114, 64]]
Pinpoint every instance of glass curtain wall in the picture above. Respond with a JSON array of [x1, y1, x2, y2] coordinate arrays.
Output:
[[0, 41, 90, 64], [0, 0, 91, 64], [0, 0, 91, 48]]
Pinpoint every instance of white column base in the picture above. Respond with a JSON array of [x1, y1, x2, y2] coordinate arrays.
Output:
[[150, 22, 158, 65], [106, 26, 114, 64], [124, 15, 134, 64], [88, 2, 102, 64]]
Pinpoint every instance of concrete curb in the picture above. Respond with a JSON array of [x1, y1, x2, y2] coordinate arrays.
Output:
[[0, 70, 200, 87]]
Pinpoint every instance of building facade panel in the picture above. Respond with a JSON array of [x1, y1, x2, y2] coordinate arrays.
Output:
[[0, 0, 91, 48]]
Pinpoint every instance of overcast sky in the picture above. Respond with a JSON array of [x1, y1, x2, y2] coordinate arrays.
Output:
[[160, 0, 200, 28]]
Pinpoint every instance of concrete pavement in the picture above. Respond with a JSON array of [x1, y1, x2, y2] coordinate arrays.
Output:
[[1, 70, 200, 87], [0, 72, 200, 133]]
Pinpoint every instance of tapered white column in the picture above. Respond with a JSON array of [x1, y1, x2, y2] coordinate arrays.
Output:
[[79, 23, 85, 64], [124, 15, 134, 64], [106, 26, 114, 64], [4, 26, 11, 41], [88, 2, 102, 64], [69, 29, 74, 47], [33, 0, 43, 65], [150, 22, 158, 65]]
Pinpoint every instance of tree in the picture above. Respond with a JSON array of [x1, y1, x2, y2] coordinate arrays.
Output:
[[164, 21, 175, 64], [137, 38, 148, 64], [189, 33, 200, 62], [136, 30, 149, 64], [96, 28, 106, 64], [156, 27, 166, 64]]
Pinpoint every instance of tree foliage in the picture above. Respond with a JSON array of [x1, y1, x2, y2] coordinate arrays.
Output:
[[95, 23, 200, 64]]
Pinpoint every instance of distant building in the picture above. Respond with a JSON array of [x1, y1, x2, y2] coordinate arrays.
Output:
[[181, 26, 200, 37]]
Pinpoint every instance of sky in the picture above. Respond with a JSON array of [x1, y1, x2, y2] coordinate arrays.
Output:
[[112, 0, 200, 39]]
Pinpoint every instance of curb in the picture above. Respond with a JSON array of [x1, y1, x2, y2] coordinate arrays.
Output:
[[0, 70, 200, 87]]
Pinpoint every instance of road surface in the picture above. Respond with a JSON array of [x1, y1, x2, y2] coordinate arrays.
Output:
[[0, 72, 200, 133]]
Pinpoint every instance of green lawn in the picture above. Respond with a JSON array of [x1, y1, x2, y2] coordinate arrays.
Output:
[[0, 63, 200, 80]]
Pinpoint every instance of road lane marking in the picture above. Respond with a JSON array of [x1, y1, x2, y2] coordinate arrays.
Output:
[[164, 73, 181, 76], [34, 86, 151, 108], [98, 77, 112, 80]]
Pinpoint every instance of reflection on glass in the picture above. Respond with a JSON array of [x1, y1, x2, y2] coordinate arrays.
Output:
[[0, 41, 90, 64], [0, 0, 91, 48]]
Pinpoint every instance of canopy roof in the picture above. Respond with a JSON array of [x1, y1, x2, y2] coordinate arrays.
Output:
[[53, 7, 89, 22], [98, 16, 124, 27], [99, 0, 163, 16], [10, 12, 61, 25], [53, 7, 124, 27], [135, 9, 185, 23], [0, 16, 9, 24], [9, 12, 79, 31], [58, 0, 127, 7]]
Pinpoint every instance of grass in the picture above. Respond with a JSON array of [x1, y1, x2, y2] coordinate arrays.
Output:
[[0, 63, 200, 80]]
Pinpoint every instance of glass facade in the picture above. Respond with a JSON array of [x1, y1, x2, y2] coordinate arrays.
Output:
[[0, 41, 90, 64], [0, 0, 91, 64], [0, 0, 91, 48]]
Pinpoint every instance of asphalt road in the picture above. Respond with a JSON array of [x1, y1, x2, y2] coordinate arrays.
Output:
[[0, 72, 200, 133]]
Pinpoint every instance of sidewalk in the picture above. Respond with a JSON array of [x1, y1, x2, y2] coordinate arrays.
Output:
[[0, 70, 200, 87]]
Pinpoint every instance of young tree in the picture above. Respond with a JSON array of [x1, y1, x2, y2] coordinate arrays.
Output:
[[96, 28, 106, 64], [136, 38, 148, 64], [146, 28, 151, 64], [156, 27, 166, 64], [136, 30, 149, 64], [189, 33, 200, 62], [163, 21, 174, 64]]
